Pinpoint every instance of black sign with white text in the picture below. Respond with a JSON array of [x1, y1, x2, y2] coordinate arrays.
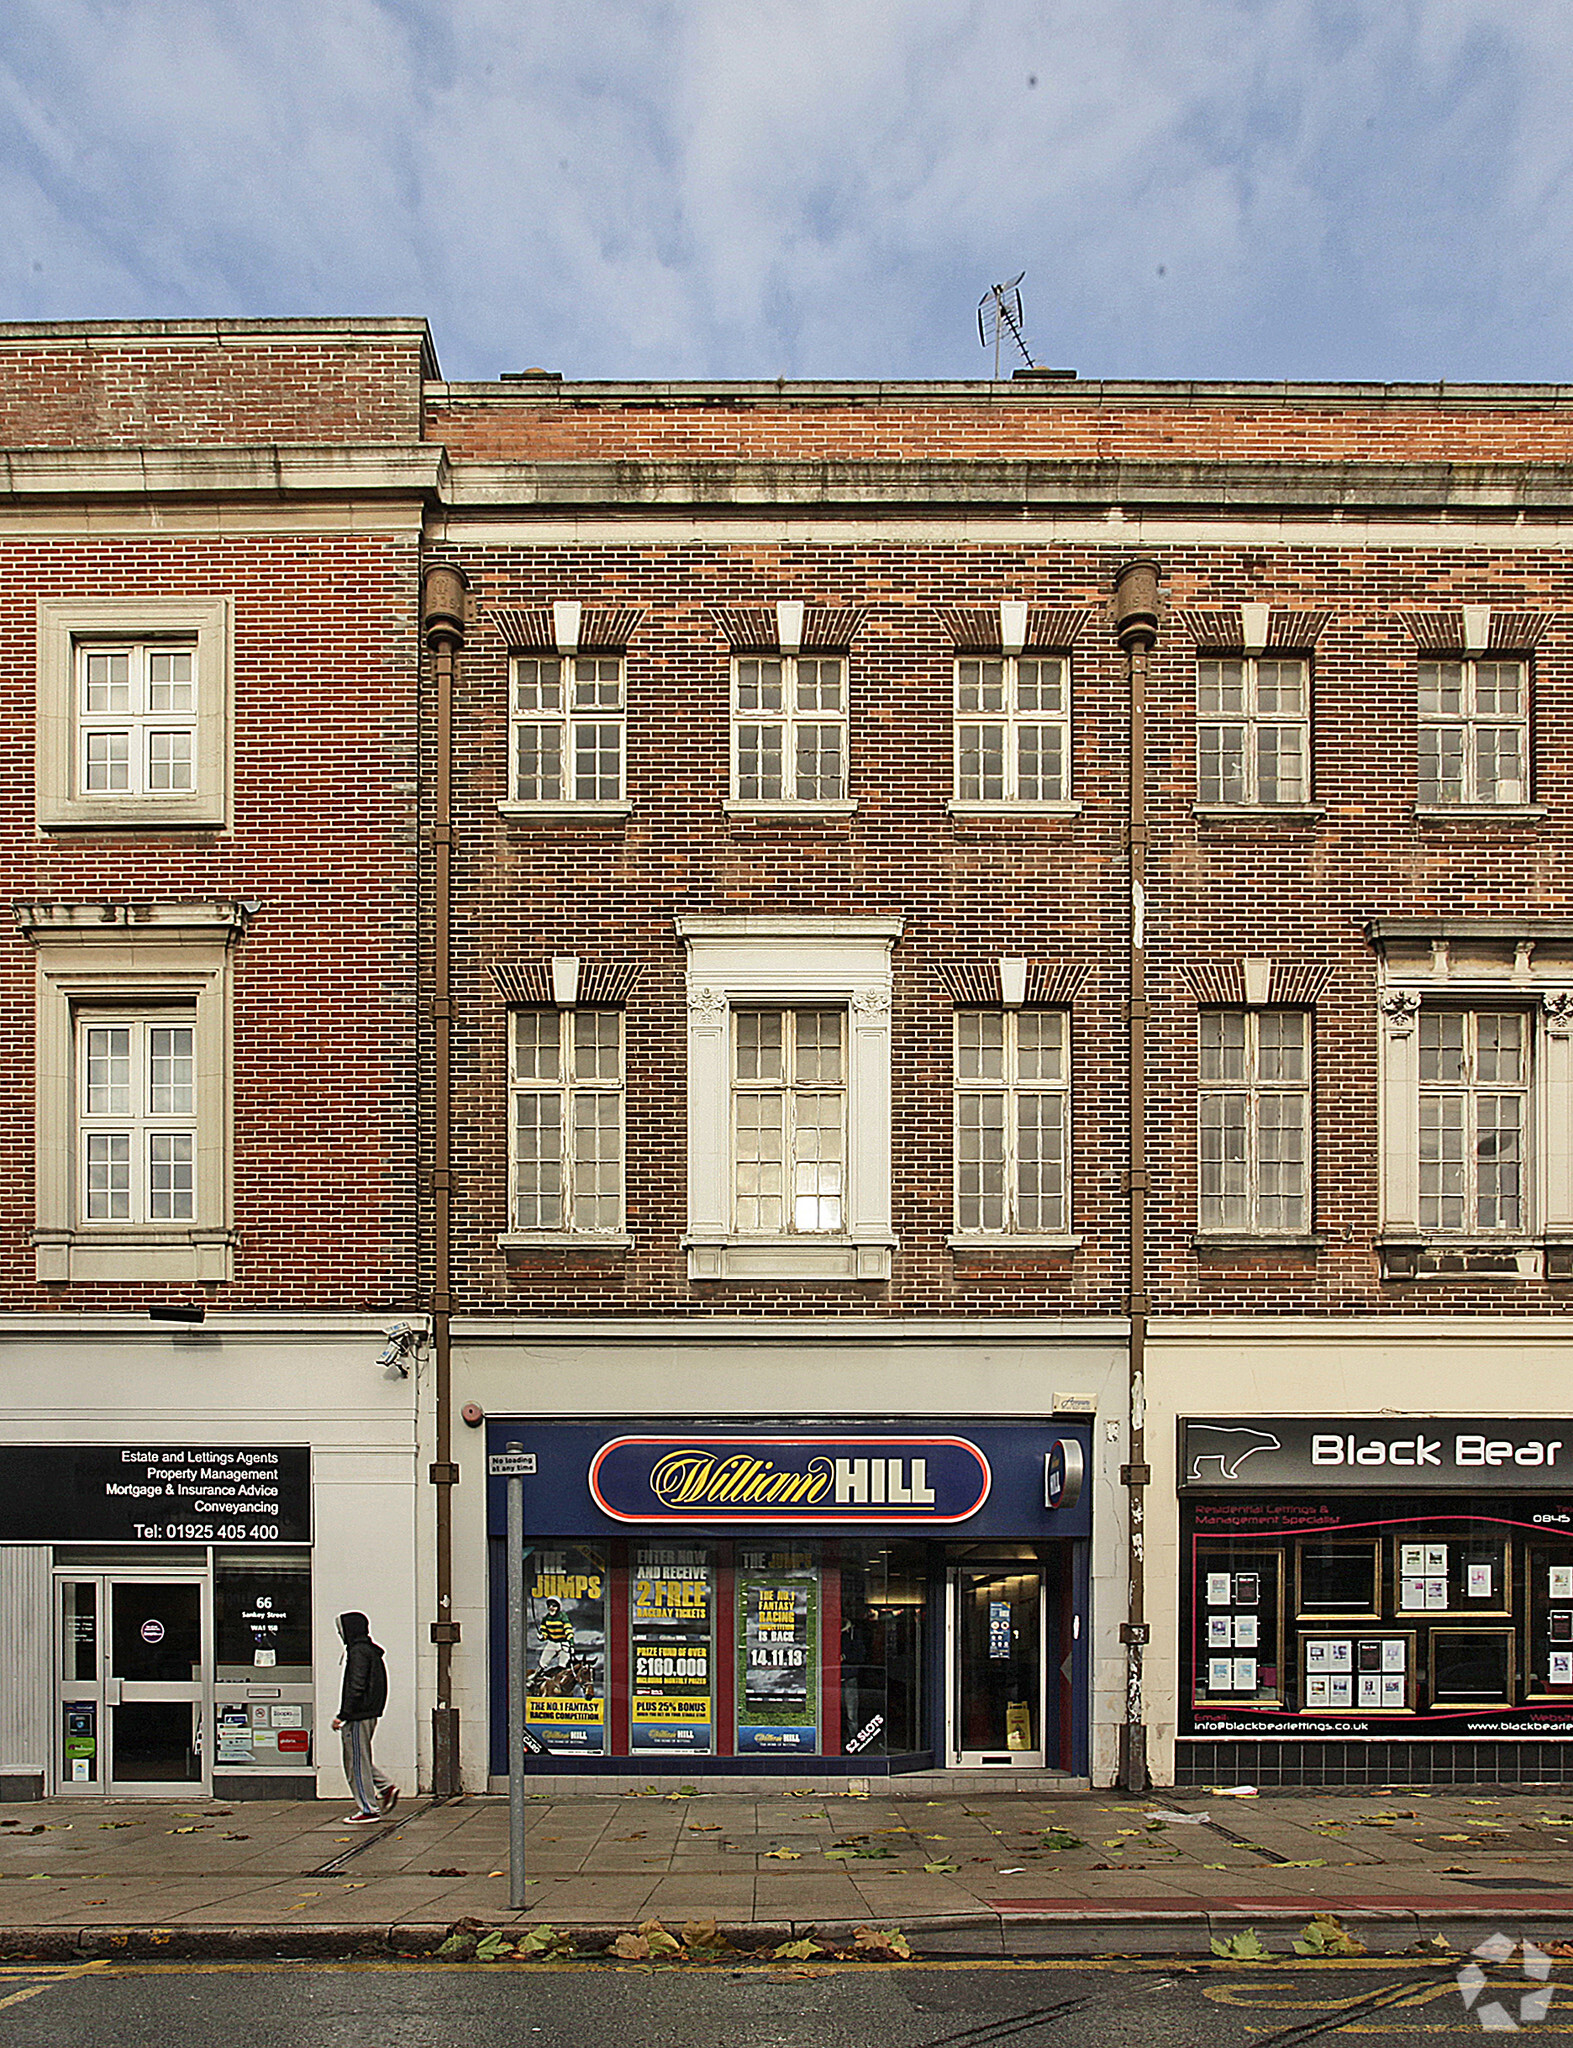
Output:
[[1180, 1418, 1570, 1491], [0, 1447, 311, 1543]]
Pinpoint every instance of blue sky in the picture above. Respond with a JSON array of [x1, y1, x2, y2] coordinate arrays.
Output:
[[2, 0, 1570, 384]]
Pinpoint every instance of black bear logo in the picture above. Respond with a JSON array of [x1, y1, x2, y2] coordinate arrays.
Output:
[[1185, 1425, 1282, 1482]]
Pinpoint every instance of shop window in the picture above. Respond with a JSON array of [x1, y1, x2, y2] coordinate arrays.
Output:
[[37, 597, 232, 831], [629, 1545, 715, 1757], [214, 1557, 312, 1679], [736, 1550, 821, 1756], [1198, 1009, 1311, 1236], [838, 1541, 927, 1757], [952, 1009, 1071, 1241], [1526, 1545, 1573, 1697], [678, 916, 900, 1280], [523, 1546, 608, 1757], [1185, 1504, 1573, 1738], [505, 1008, 625, 1242]]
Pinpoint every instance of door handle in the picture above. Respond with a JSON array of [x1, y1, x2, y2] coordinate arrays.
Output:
[[104, 1678, 122, 1706]]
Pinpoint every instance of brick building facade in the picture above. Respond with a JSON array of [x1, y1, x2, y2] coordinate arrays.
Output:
[[0, 321, 434, 1802], [3, 321, 1571, 1797]]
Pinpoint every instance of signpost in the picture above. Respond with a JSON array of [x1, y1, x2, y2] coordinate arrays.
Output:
[[491, 1445, 536, 1911]]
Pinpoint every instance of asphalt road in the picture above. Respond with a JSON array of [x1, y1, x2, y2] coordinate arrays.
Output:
[[0, 1956, 1559, 2046]]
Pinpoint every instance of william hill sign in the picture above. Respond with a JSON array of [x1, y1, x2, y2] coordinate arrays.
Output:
[[589, 1434, 992, 1525]]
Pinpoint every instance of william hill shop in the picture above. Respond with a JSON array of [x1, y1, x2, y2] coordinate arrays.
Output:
[[484, 1421, 1092, 1779], [1178, 1416, 1573, 1787]]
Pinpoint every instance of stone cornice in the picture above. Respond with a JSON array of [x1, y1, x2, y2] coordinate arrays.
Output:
[[433, 456, 1573, 516], [0, 444, 448, 503]]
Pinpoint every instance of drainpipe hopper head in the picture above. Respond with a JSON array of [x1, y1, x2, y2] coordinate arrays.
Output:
[[1112, 558, 1161, 650]]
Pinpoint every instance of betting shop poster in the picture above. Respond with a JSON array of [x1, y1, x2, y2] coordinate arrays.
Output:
[[736, 1564, 819, 1753], [523, 1545, 607, 1753], [629, 1546, 714, 1753]]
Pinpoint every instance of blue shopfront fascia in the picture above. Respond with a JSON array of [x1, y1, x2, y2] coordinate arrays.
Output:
[[483, 1421, 1093, 1542]]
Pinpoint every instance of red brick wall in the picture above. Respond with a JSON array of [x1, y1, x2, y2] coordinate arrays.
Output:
[[0, 532, 423, 1311], [425, 388, 1573, 466], [442, 530, 1573, 1322], [1146, 542, 1573, 1315], [0, 332, 427, 448], [444, 540, 1132, 1318]]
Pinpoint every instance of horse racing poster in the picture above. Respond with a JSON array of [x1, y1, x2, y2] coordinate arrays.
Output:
[[523, 1545, 607, 1753], [629, 1545, 714, 1753], [736, 1557, 819, 1754]]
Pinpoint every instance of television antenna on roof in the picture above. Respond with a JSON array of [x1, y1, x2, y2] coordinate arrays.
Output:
[[977, 272, 1036, 378]]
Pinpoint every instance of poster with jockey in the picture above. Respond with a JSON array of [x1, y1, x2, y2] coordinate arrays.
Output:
[[523, 1545, 607, 1753]]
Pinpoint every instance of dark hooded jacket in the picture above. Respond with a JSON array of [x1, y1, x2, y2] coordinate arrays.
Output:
[[336, 1611, 388, 1722]]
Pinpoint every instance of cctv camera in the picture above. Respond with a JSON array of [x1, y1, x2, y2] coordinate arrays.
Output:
[[377, 1323, 416, 1371]]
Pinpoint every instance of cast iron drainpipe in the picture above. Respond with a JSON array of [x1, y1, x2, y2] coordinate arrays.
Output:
[[422, 560, 468, 1798], [1113, 557, 1160, 1795]]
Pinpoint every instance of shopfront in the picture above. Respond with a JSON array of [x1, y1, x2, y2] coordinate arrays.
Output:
[[0, 1445, 317, 1798], [1176, 1416, 1573, 1786], [484, 1421, 1092, 1778]]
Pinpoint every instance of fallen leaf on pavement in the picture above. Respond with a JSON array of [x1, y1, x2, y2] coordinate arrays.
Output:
[[765, 1848, 800, 1860], [852, 1926, 912, 1961], [923, 1861, 958, 1874]]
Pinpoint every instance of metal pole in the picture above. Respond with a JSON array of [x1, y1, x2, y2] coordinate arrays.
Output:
[[1113, 557, 1161, 1794], [506, 1441, 527, 1911]]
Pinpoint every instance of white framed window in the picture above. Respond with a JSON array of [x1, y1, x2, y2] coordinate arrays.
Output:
[[953, 656, 1070, 806], [1418, 1010, 1528, 1234], [506, 1007, 626, 1239], [1417, 659, 1528, 807], [507, 656, 625, 809], [21, 902, 240, 1283], [79, 1016, 197, 1224], [678, 915, 900, 1280], [730, 656, 848, 807], [732, 1008, 846, 1234], [952, 1010, 1070, 1238], [1375, 926, 1573, 1278], [1197, 657, 1310, 807], [37, 598, 231, 830], [78, 645, 197, 797], [1198, 1010, 1311, 1234]]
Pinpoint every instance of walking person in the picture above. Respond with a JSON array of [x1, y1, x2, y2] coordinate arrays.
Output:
[[332, 1610, 398, 1822]]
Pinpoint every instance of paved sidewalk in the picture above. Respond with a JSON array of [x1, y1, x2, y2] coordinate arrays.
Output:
[[0, 1785, 1570, 1957]]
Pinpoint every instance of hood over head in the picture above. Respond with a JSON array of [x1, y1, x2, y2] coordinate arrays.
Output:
[[336, 1611, 372, 1644]]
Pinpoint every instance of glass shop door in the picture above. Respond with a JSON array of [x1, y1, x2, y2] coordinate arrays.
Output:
[[57, 1574, 210, 1794], [947, 1562, 1045, 1767]]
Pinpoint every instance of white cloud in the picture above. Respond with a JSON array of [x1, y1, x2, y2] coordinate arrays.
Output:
[[0, 0, 1571, 379]]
